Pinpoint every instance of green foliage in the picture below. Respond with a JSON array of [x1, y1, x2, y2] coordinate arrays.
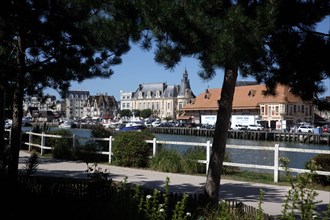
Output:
[[181, 147, 205, 174], [47, 129, 75, 160], [119, 109, 132, 118], [150, 147, 238, 175], [75, 141, 108, 163], [1, 0, 142, 176], [305, 154, 330, 186], [74, 125, 113, 162], [222, 152, 240, 175], [0, 146, 11, 176], [172, 193, 190, 220], [91, 124, 113, 138], [29, 123, 51, 149], [141, 109, 152, 119], [32, 123, 50, 133], [90, 124, 113, 151], [280, 157, 322, 219], [19, 151, 39, 176], [112, 130, 155, 168], [164, 116, 173, 122], [85, 163, 111, 183], [150, 148, 182, 173], [137, 0, 330, 205], [132, 109, 141, 117]]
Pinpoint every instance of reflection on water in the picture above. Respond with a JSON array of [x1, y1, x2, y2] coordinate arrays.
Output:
[[22, 127, 330, 171], [156, 134, 330, 172]]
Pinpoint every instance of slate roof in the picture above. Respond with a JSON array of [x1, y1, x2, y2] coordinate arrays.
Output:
[[132, 83, 179, 98], [86, 95, 117, 108]]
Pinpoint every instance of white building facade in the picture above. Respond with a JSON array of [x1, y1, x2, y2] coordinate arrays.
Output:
[[120, 69, 195, 120], [65, 90, 90, 119]]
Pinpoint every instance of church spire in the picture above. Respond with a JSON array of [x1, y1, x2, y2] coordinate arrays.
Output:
[[178, 68, 192, 97]]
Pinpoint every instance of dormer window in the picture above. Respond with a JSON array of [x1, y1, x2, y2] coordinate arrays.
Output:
[[248, 90, 256, 97], [138, 91, 143, 99], [147, 91, 152, 98], [156, 91, 161, 98]]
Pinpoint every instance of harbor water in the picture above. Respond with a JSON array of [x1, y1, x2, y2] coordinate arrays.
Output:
[[22, 127, 330, 173]]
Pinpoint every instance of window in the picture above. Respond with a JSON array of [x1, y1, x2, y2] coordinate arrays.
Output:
[[248, 90, 256, 97]]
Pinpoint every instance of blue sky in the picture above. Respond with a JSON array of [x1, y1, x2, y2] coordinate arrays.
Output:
[[46, 17, 330, 101]]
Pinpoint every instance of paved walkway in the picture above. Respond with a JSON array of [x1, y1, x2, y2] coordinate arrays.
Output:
[[19, 150, 329, 217]]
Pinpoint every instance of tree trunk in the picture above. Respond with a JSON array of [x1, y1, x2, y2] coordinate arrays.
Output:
[[204, 66, 238, 206], [8, 35, 25, 179], [0, 84, 5, 163]]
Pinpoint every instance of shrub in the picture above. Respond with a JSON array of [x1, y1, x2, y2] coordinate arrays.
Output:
[[74, 125, 113, 163], [305, 154, 330, 186], [46, 129, 75, 160], [149, 148, 182, 173], [222, 152, 240, 175], [181, 146, 206, 174], [90, 125, 114, 151], [74, 141, 108, 163], [112, 130, 154, 168]]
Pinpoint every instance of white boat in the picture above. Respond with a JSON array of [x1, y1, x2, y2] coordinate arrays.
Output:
[[118, 120, 146, 131], [59, 120, 74, 129]]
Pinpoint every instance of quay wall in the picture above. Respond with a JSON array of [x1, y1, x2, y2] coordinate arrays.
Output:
[[147, 127, 330, 146], [26, 122, 330, 146]]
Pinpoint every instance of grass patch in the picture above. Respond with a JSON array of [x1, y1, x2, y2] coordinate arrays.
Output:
[[222, 170, 330, 191]]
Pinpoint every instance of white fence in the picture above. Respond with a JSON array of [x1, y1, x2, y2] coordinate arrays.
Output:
[[23, 131, 330, 183]]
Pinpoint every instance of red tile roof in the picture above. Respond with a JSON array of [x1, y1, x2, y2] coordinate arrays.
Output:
[[182, 84, 303, 111]]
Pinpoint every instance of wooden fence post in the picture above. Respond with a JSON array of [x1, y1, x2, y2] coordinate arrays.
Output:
[[274, 144, 279, 183], [72, 134, 76, 148], [28, 132, 32, 152], [153, 138, 157, 157], [109, 136, 112, 163], [206, 140, 211, 174], [41, 132, 45, 156]]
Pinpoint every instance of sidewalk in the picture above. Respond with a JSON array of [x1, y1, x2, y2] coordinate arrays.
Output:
[[19, 150, 329, 217]]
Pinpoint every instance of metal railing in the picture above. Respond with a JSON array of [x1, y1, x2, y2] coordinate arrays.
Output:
[[23, 131, 330, 183]]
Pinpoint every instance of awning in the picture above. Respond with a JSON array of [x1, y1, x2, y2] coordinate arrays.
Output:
[[177, 115, 192, 120]]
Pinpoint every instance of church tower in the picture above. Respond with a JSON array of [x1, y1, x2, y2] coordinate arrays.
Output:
[[176, 69, 195, 118]]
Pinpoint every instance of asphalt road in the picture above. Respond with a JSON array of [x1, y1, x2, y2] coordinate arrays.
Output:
[[19, 150, 329, 217]]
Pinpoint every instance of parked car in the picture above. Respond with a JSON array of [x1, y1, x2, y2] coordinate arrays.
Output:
[[4, 119, 12, 129], [297, 124, 314, 133], [322, 125, 329, 133], [247, 124, 264, 131], [230, 124, 248, 131]]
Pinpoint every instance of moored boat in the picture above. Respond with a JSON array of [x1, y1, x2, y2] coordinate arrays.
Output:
[[59, 120, 75, 129], [119, 121, 146, 131]]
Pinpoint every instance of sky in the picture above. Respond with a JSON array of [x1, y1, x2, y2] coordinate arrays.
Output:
[[45, 17, 330, 101]]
